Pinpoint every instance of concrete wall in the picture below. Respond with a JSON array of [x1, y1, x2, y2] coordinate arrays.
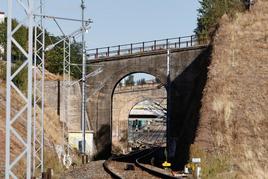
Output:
[[68, 131, 95, 157], [44, 81, 95, 156], [87, 45, 210, 164], [44, 81, 84, 131]]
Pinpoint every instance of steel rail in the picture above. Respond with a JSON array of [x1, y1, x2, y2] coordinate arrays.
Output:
[[103, 147, 180, 179], [103, 148, 155, 179], [135, 148, 180, 179]]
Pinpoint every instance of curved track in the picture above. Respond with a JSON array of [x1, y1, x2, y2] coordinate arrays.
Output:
[[103, 148, 183, 179]]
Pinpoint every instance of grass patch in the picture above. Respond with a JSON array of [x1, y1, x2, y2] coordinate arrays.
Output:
[[189, 144, 234, 179], [44, 148, 65, 177]]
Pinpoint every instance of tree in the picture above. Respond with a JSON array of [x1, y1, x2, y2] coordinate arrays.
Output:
[[137, 78, 146, 85], [0, 19, 6, 59], [118, 82, 123, 87], [155, 78, 161, 84], [45, 34, 85, 79], [45, 34, 64, 75], [195, 0, 245, 39], [125, 75, 135, 86], [0, 18, 28, 61], [0, 18, 86, 80]]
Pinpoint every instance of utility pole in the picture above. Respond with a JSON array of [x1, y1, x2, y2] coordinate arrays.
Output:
[[81, 0, 86, 154], [166, 49, 171, 160]]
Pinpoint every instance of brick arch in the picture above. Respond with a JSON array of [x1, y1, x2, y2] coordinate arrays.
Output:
[[112, 87, 166, 153], [94, 67, 166, 154]]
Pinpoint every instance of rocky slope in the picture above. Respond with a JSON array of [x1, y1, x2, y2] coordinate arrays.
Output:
[[194, 0, 268, 178]]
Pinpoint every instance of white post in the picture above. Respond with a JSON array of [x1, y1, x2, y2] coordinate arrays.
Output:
[[81, 0, 87, 154], [33, 0, 45, 175], [166, 48, 171, 159], [6, 0, 34, 178]]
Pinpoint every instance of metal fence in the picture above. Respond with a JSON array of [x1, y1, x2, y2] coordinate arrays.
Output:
[[86, 35, 207, 60]]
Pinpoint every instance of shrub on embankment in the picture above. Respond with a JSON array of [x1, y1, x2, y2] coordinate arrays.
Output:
[[0, 18, 84, 80], [193, 0, 268, 178], [195, 0, 246, 39]]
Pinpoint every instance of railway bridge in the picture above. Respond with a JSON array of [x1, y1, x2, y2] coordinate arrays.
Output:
[[86, 35, 211, 168]]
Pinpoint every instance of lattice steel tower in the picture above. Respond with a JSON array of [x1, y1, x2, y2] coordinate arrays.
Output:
[[5, 0, 34, 178], [32, 0, 45, 176]]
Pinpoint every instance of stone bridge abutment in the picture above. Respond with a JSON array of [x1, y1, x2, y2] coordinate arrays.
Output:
[[87, 45, 211, 168]]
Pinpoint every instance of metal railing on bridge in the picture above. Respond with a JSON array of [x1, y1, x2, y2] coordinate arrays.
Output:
[[86, 35, 207, 60]]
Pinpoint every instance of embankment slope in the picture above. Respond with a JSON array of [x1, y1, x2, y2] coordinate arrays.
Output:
[[195, 0, 268, 178]]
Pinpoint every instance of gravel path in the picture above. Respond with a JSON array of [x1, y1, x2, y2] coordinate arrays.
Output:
[[61, 160, 112, 179]]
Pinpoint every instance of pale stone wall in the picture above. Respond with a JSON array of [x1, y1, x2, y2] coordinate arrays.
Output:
[[112, 85, 166, 153], [44, 81, 87, 131]]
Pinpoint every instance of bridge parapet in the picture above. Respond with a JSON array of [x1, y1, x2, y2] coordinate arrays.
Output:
[[114, 83, 163, 94], [86, 35, 207, 60]]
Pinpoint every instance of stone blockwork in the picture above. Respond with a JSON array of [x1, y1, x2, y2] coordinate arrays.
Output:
[[44, 81, 85, 131], [87, 45, 210, 163], [112, 84, 166, 153]]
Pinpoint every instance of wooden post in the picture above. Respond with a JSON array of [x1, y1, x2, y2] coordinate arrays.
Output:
[[41, 172, 47, 179], [47, 168, 52, 179], [166, 39, 169, 49], [86, 155, 89, 163], [118, 45, 120, 55], [96, 48, 98, 58], [57, 80, 60, 116], [82, 154, 85, 164]]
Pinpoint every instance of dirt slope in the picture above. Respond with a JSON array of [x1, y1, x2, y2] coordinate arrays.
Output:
[[195, 0, 268, 178], [0, 82, 64, 177]]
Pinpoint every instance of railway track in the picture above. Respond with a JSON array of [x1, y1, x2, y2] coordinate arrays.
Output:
[[103, 148, 186, 179], [131, 123, 166, 149]]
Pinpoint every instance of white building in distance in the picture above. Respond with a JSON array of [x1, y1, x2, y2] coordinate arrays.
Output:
[[0, 11, 4, 23]]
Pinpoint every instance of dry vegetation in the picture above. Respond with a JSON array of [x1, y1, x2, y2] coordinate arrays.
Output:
[[0, 59, 82, 177], [194, 0, 268, 178], [0, 67, 65, 177]]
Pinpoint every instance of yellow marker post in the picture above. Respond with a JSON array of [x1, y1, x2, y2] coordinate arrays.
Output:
[[162, 161, 171, 169]]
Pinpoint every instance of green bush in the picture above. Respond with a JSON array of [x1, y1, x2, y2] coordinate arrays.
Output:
[[12, 60, 28, 91], [195, 0, 245, 39], [0, 18, 85, 80], [1, 60, 28, 91], [0, 61, 6, 80]]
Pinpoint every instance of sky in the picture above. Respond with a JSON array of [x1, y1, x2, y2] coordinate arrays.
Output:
[[0, 0, 200, 48], [0, 0, 200, 80]]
